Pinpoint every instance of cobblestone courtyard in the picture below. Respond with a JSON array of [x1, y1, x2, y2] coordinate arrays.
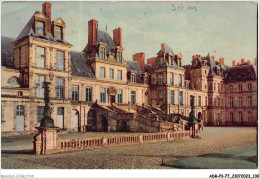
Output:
[[1, 127, 257, 169]]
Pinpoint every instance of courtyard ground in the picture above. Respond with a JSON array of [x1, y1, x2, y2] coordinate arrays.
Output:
[[1, 127, 257, 169]]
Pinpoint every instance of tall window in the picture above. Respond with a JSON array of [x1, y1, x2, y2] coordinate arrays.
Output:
[[248, 96, 252, 107], [36, 76, 44, 98], [217, 98, 220, 107], [229, 85, 233, 93], [100, 88, 106, 103], [56, 26, 62, 40], [230, 112, 233, 122], [16, 105, 24, 116], [99, 47, 106, 60], [37, 106, 44, 123], [56, 51, 64, 71], [131, 91, 136, 104], [238, 112, 242, 122], [238, 84, 242, 92], [100, 67, 106, 79], [131, 74, 136, 83], [229, 97, 233, 107], [109, 69, 114, 80], [158, 91, 163, 99], [56, 78, 64, 99], [158, 73, 163, 85], [170, 90, 174, 105], [117, 90, 123, 104], [37, 21, 44, 36], [178, 91, 183, 106], [248, 83, 252, 91], [248, 112, 252, 122], [117, 70, 122, 81], [117, 51, 122, 63], [86, 87, 92, 102], [178, 74, 182, 87], [169, 73, 173, 86], [205, 97, 207, 106], [214, 83, 216, 91], [72, 86, 79, 101], [198, 96, 201, 107], [238, 97, 242, 107], [36, 47, 45, 68]]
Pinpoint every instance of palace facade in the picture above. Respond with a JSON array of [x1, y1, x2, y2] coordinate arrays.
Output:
[[1, 2, 257, 134]]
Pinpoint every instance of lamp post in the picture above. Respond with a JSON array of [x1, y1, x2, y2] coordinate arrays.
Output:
[[40, 82, 55, 128], [188, 95, 197, 138]]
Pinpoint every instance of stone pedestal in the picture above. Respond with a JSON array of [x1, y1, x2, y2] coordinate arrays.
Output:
[[33, 127, 59, 155], [189, 123, 197, 138]]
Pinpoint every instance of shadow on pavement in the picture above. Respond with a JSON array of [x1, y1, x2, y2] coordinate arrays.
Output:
[[1, 149, 34, 155]]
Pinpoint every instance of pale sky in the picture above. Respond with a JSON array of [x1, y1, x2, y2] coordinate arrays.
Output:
[[1, 1, 257, 66]]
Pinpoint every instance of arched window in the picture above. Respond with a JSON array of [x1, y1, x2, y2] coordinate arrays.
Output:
[[7, 76, 19, 85]]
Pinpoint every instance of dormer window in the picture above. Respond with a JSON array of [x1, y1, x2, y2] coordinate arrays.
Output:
[[117, 51, 122, 63], [99, 47, 106, 60], [37, 21, 44, 36], [131, 73, 136, 83], [56, 26, 62, 40]]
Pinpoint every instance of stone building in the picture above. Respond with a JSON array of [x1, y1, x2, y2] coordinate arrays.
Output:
[[1, 2, 257, 134]]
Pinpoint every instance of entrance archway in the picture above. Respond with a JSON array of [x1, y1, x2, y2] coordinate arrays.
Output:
[[71, 109, 79, 132], [101, 115, 108, 132], [110, 95, 115, 104], [198, 112, 202, 120], [122, 121, 127, 132], [87, 109, 97, 131]]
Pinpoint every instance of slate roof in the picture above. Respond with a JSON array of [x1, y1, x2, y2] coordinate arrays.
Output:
[[97, 30, 116, 53], [164, 46, 174, 56], [15, 12, 71, 45], [206, 56, 230, 77], [224, 64, 257, 83], [70, 51, 95, 78], [1, 36, 14, 68], [126, 61, 144, 84]]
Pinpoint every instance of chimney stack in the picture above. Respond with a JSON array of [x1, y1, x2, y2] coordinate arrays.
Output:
[[88, 19, 98, 54], [232, 60, 237, 67], [247, 60, 252, 65], [219, 58, 225, 65], [212, 56, 216, 63], [161, 43, 167, 51], [113, 28, 122, 47], [147, 57, 157, 66], [254, 58, 257, 65], [42, 2, 52, 33], [241, 58, 245, 64], [133, 52, 145, 71]]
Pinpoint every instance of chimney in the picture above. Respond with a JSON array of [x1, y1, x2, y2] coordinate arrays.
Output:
[[219, 58, 225, 65], [247, 60, 252, 65], [161, 43, 167, 51], [42, 2, 52, 33], [232, 60, 237, 67], [241, 58, 245, 64], [147, 57, 157, 66], [212, 56, 216, 63], [113, 28, 122, 47], [88, 19, 98, 54], [237, 62, 240, 66], [254, 58, 257, 65], [133, 52, 145, 71]]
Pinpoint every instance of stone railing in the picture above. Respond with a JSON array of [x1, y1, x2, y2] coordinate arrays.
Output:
[[35, 130, 190, 155]]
